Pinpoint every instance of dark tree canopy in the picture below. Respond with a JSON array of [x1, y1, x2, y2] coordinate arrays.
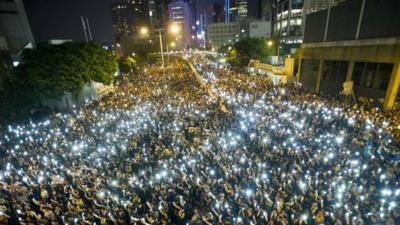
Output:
[[0, 42, 117, 123], [118, 56, 138, 74], [221, 38, 276, 69], [17, 42, 117, 98]]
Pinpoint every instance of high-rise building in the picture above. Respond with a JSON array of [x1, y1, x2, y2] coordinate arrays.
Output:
[[0, 36, 12, 80], [237, 0, 248, 19], [272, 0, 304, 51], [151, 0, 171, 29], [148, 0, 156, 29], [111, 3, 131, 38], [111, 0, 150, 39], [213, 3, 225, 23], [303, 0, 346, 15], [224, 0, 231, 22], [168, 0, 193, 49], [0, 0, 35, 54], [224, 0, 248, 22], [129, 0, 151, 33], [224, 0, 239, 22], [258, 0, 273, 21], [186, 0, 197, 25]]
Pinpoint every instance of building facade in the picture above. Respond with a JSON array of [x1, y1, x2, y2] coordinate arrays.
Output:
[[237, 0, 248, 19], [111, 0, 150, 39], [0, 36, 12, 81], [249, 21, 271, 38], [0, 0, 35, 54], [168, 0, 193, 49], [303, 0, 347, 15], [224, 0, 248, 22], [111, 3, 131, 38], [150, 0, 171, 29], [272, 0, 304, 52], [207, 22, 241, 49], [298, 0, 400, 109], [258, 0, 273, 21]]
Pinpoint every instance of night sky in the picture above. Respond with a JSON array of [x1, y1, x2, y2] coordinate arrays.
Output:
[[23, 0, 115, 44], [23, 0, 256, 44]]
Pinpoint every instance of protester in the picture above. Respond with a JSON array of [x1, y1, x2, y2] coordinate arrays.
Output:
[[0, 55, 399, 225]]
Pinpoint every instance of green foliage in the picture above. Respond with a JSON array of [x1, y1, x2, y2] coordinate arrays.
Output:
[[118, 56, 138, 74], [223, 38, 276, 69], [0, 42, 117, 123], [16, 42, 117, 99]]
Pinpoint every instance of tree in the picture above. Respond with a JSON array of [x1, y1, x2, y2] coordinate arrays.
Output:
[[223, 38, 276, 70], [118, 56, 137, 74], [0, 42, 117, 122], [15, 42, 117, 99]]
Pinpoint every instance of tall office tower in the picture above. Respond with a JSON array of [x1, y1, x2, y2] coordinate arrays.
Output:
[[111, 0, 150, 39], [224, 0, 231, 22], [152, 0, 172, 29], [272, 0, 304, 48], [258, 0, 273, 21], [237, 0, 248, 19], [0, 35, 12, 80], [111, 2, 131, 38], [224, 0, 248, 22], [126, 0, 150, 35], [213, 3, 225, 23], [148, 0, 156, 29], [0, 0, 35, 54], [186, 0, 197, 25], [168, 0, 192, 49]]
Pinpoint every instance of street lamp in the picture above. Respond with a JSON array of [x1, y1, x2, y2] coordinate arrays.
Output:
[[140, 27, 149, 36], [267, 40, 281, 64], [169, 23, 180, 35], [139, 24, 181, 76]]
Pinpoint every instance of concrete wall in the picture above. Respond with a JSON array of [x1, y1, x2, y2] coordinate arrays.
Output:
[[326, 0, 361, 41], [299, 43, 400, 108], [302, 42, 400, 64], [42, 82, 114, 111], [303, 10, 326, 43], [300, 59, 319, 91], [319, 60, 347, 96], [303, 0, 400, 43], [359, 0, 400, 39]]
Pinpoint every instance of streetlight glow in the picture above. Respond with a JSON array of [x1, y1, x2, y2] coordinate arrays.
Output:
[[169, 23, 180, 34], [140, 27, 149, 35]]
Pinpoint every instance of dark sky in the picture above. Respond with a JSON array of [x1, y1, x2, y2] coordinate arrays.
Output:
[[23, 0, 115, 44], [23, 0, 257, 44]]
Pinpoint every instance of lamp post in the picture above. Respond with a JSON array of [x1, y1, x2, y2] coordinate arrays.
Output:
[[140, 24, 180, 76], [267, 40, 281, 65]]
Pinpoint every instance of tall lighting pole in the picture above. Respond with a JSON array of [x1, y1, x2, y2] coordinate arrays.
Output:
[[158, 29, 165, 75], [140, 24, 180, 76], [267, 40, 282, 65]]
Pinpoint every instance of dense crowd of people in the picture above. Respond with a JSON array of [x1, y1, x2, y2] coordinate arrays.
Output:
[[0, 55, 399, 225]]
